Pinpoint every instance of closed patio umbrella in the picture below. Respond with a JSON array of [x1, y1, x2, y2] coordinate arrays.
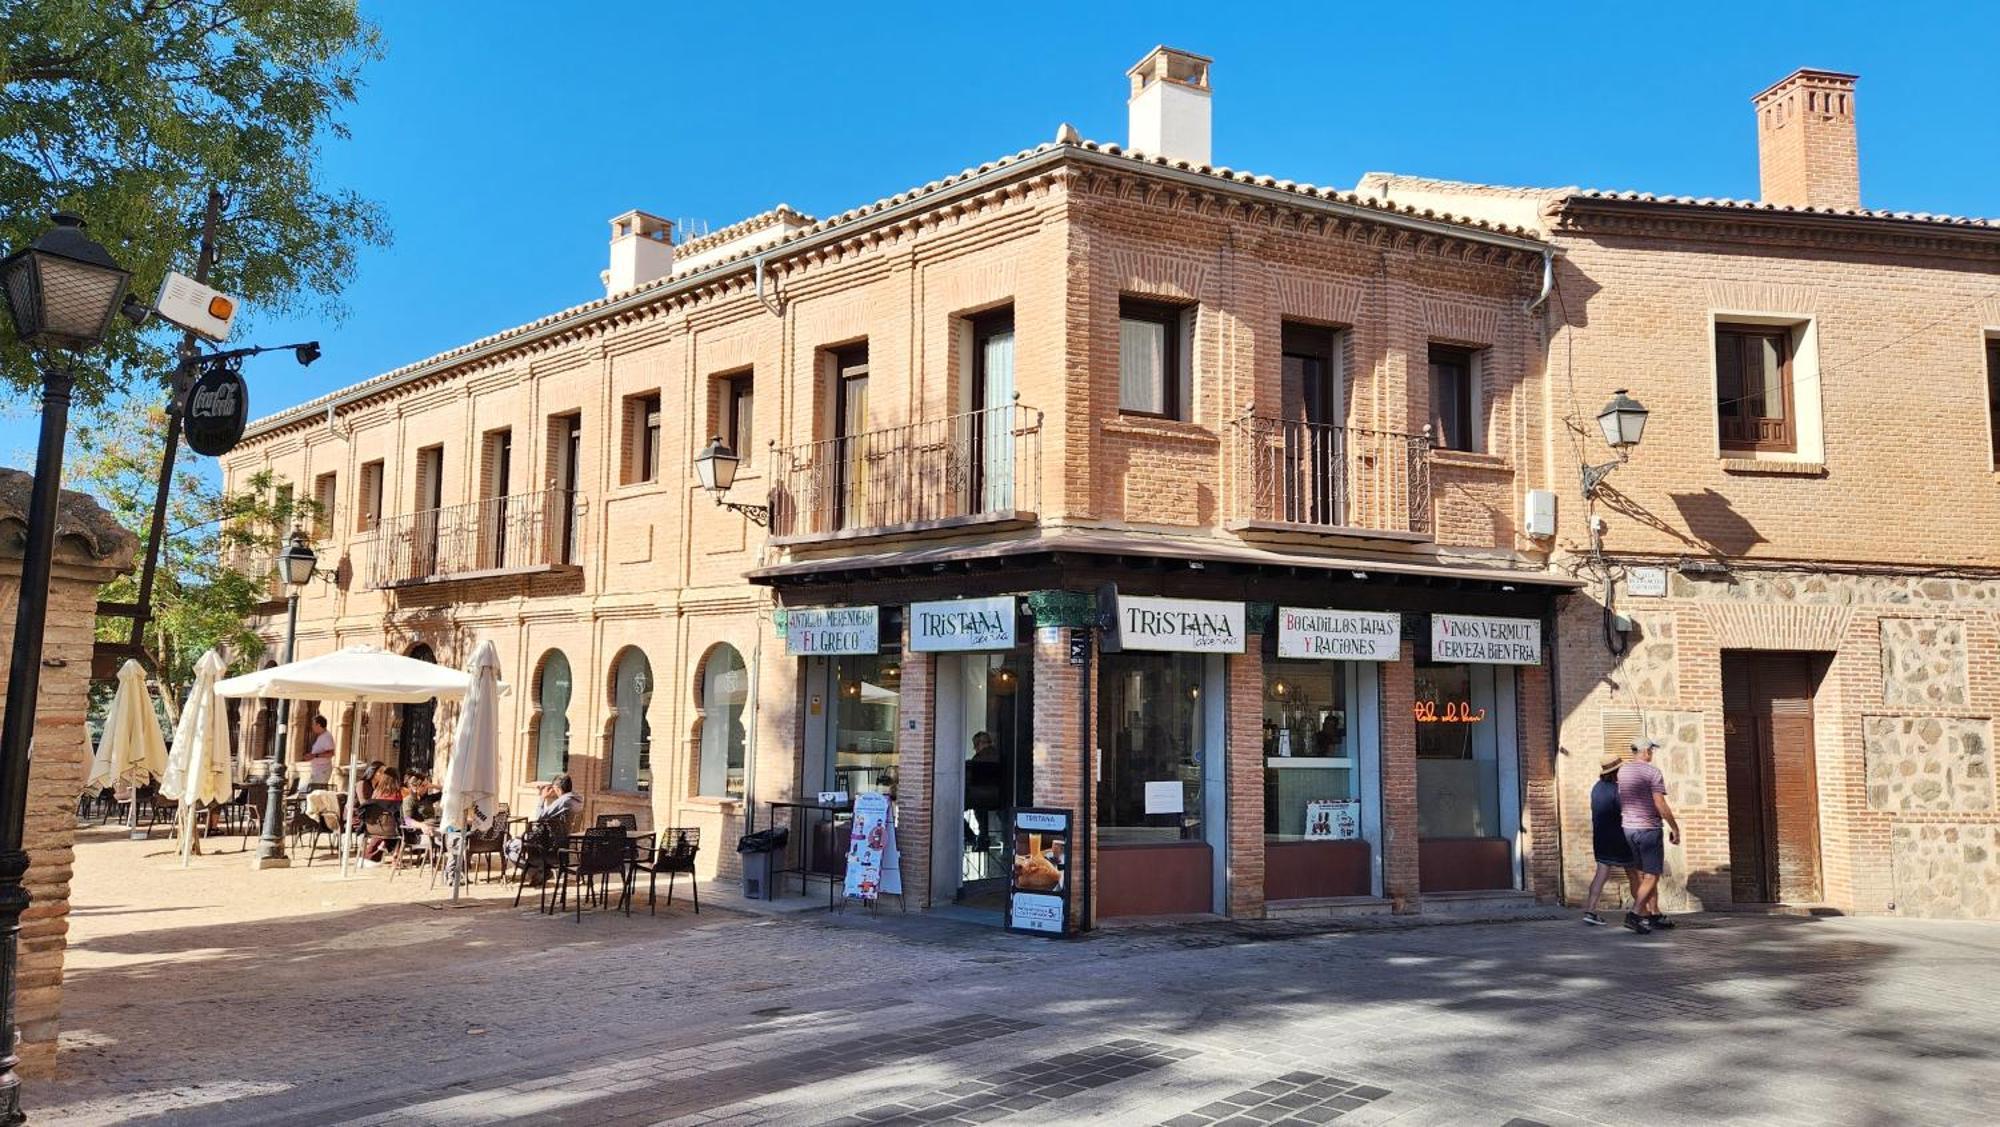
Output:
[[89, 659, 168, 831], [159, 650, 233, 865], [442, 640, 504, 900], [216, 645, 471, 876]]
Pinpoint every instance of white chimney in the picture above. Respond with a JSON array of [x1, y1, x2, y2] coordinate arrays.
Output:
[[603, 210, 674, 295], [1127, 46, 1212, 166]]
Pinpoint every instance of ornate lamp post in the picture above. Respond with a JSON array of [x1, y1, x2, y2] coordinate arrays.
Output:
[[0, 213, 134, 1124], [256, 530, 319, 866], [693, 436, 769, 526], [1580, 388, 1651, 497]]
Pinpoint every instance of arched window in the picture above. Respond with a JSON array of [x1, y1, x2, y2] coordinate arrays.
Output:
[[534, 650, 572, 780], [610, 648, 652, 792], [696, 643, 748, 799]]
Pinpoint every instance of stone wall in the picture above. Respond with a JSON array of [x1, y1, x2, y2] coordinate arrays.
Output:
[[0, 470, 137, 1076]]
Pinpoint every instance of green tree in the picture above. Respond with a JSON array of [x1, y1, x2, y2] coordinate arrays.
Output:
[[0, 0, 388, 399], [75, 401, 318, 713]]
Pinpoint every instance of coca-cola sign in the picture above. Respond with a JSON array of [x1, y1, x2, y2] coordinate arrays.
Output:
[[183, 361, 248, 456]]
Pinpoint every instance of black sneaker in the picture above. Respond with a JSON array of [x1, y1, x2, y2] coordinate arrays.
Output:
[[1624, 912, 1652, 935], [1648, 914, 1676, 930], [1582, 912, 1605, 926]]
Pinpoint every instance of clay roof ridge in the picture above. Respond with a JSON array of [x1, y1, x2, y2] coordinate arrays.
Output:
[[673, 204, 813, 257], [1567, 188, 1995, 228]]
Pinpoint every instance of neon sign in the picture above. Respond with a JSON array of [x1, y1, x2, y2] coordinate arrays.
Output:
[[1413, 700, 1488, 724]]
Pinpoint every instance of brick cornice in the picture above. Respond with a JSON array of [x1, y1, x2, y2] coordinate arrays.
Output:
[[1555, 197, 2000, 260]]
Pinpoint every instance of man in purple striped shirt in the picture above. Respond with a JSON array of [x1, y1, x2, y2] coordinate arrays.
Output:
[[1616, 739, 1681, 935]]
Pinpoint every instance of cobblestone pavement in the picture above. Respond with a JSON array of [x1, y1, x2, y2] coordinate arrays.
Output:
[[30, 830, 2000, 1126]]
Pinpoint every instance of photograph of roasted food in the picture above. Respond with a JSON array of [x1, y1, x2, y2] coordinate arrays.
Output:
[[1012, 831, 1064, 893]]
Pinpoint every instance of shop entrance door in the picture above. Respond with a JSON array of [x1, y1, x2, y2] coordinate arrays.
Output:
[[1415, 662, 1522, 892], [1721, 652, 1824, 904], [932, 650, 1034, 908]]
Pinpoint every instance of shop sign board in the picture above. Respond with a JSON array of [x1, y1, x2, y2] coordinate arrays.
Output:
[[842, 791, 902, 901], [1276, 608, 1400, 661], [1007, 807, 1072, 936], [1431, 613, 1542, 665], [785, 606, 879, 656], [1303, 799, 1361, 840], [1112, 596, 1244, 654], [183, 360, 249, 457], [909, 596, 1016, 652]]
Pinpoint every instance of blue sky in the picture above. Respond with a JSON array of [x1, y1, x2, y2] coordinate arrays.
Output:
[[11, 0, 1997, 466]]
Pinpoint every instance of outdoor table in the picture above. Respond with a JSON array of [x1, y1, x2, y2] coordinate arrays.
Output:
[[758, 800, 851, 906]]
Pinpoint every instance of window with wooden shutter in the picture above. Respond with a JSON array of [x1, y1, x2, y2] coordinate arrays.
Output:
[[1715, 324, 1796, 452]]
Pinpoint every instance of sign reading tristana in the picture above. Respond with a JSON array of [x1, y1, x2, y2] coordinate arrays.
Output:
[[1276, 608, 1400, 661], [1431, 613, 1542, 665], [909, 596, 1016, 652], [784, 606, 879, 656], [1111, 596, 1244, 653]]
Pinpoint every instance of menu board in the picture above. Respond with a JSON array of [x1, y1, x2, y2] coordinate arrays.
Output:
[[1007, 808, 1072, 936], [843, 791, 902, 900], [1303, 799, 1361, 840]]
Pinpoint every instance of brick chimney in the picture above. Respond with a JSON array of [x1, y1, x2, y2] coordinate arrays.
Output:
[[603, 209, 674, 295], [1752, 69, 1860, 210], [1127, 46, 1212, 166]]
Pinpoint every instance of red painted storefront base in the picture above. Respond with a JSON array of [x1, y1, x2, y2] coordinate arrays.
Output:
[[1098, 842, 1212, 917], [1418, 838, 1514, 891], [1265, 840, 1371, 900]]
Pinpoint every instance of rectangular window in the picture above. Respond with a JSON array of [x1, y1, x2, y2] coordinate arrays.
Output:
[[1096, 651, 1207, 846], [624, 393, 661, 484], [415, 446, 444, 510], [311, 472, 336, 538], [1263, 659, 1355, 840], [1987, 339, 2000, 467], [1428, 345, 1480, 452], [1715, 323, 1795, 452], [479, 429, 513, 569], [832, 344, 870, 529], [1119, 297, 1191, 419], [1415, 663, 1503, 838], [718, 371, 755, 460], [357, 460, 384, 532], [547, 412, 581, 564]]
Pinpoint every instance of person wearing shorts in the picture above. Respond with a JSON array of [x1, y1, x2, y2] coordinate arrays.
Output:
[[1617, 738, 1681, 935], [1581, 751, 1638, 926]]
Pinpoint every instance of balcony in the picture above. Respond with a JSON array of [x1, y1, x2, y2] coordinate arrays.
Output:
[[1228, 413, 1433, 541], [769, 403, 1042, 543], [368, 488, 583, 589]]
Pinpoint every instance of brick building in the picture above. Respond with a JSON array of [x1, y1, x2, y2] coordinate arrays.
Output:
[[225, 52, 1998, 924], [1369, 68, 2000, 918]]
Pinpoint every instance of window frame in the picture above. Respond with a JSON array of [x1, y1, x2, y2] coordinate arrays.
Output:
[[1118, 297, 1190, 420], [1427, 344, 1479, 453], [609, 647, 653, 793], [533, 649, 572, 781], [1986, 337, 2000, 468], [624, 392, 663, 484], [357, 460, 385, 533], [311, 472, 337, 538], [695, 643, 748, 800], [1714, 323, 1797, 453], [721, 372, 754, 460]]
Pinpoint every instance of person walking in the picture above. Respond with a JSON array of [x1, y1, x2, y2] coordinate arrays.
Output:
[[1582, 750, 1639, 926], [1617, 738, 1681, 935]]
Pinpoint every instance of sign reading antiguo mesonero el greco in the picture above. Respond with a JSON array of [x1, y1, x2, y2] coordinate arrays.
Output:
[[784, 606, 879, 656], [1276, 608, 1400, 661], [909, 596, 1016, 652], [1113, 596, 1245, 653], [1430, 613, 1542, 665]]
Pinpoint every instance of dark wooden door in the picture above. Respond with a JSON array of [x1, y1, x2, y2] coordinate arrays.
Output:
[[1721, 652, 1824, 904]]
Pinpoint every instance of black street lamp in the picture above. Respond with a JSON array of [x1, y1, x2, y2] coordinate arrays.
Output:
[[0, 213, 133, 1125], [694, 436, 769, 526], [256, 530, 319, 867], [1581, 388, 1651, 498]]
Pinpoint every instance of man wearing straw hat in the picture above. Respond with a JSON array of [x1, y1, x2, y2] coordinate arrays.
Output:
[[1580, 749, 1639, 927]]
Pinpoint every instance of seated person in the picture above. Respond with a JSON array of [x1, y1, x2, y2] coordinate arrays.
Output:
[[401, 771, 440, 852], [506, 774, 580, 884]]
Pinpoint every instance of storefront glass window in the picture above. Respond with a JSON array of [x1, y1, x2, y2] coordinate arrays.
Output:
[[1415, 662, 1500, 836], [1098, 652, 1206, 845], [830, 654, 899, 795], [534, 650, 571, 780], [697, 644, 747, 799], [1262, 659, 1356, 840], [611, 648, 653, 792]]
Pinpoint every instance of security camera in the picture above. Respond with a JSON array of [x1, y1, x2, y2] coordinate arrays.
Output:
[[120, 295, 152, 328]]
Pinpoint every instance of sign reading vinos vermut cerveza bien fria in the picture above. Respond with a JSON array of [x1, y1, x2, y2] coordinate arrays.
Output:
[[909, 596, 1016, 652], [1431, 613, 1542, 665], [1114, 596, 1245, 653], [784, 606, 879, 655]]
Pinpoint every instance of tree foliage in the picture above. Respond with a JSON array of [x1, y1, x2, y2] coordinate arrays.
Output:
[[0, 0, 388, 400], [75, 401, 318, 709]]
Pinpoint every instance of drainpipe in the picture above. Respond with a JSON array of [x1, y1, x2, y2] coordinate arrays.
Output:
[[1524, 248, 1555, 315]]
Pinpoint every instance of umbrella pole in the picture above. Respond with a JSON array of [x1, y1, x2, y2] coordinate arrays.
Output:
[[340, 748, 359, 878]]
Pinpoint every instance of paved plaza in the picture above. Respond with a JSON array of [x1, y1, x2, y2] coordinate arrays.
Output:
[[28, 828, 2000, 1126]]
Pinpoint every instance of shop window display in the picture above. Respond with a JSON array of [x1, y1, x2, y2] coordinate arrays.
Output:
[[1262, 659, 1359, 840], [1415, 662, 1501, 837], [830, 654, 899, 795], [1097, 652, 1206, 845]]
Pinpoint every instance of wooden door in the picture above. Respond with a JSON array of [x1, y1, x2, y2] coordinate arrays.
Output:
[[1721, 652, 1824, 904]]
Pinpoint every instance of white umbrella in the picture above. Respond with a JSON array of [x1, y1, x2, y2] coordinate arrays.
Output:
[[89, 660, 168, 831], [216, 645, 471, 876], [159, 650, 232, 865], [442, 640, 504, 900]]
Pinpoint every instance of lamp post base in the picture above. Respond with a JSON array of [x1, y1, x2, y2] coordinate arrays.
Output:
[[252, 853, 292, 870]]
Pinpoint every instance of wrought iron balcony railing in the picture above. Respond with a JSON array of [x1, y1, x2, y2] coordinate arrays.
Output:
[[1230, 413, 1433, 538], [769, 402, 1042, 539], [368, 488, 582, 589]]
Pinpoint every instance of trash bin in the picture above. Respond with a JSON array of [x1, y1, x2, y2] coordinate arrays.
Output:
[[736, 826, 789, 900]]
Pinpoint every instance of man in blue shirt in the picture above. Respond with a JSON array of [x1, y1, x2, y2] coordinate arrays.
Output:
[[1581, 750, 1638, 926]]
